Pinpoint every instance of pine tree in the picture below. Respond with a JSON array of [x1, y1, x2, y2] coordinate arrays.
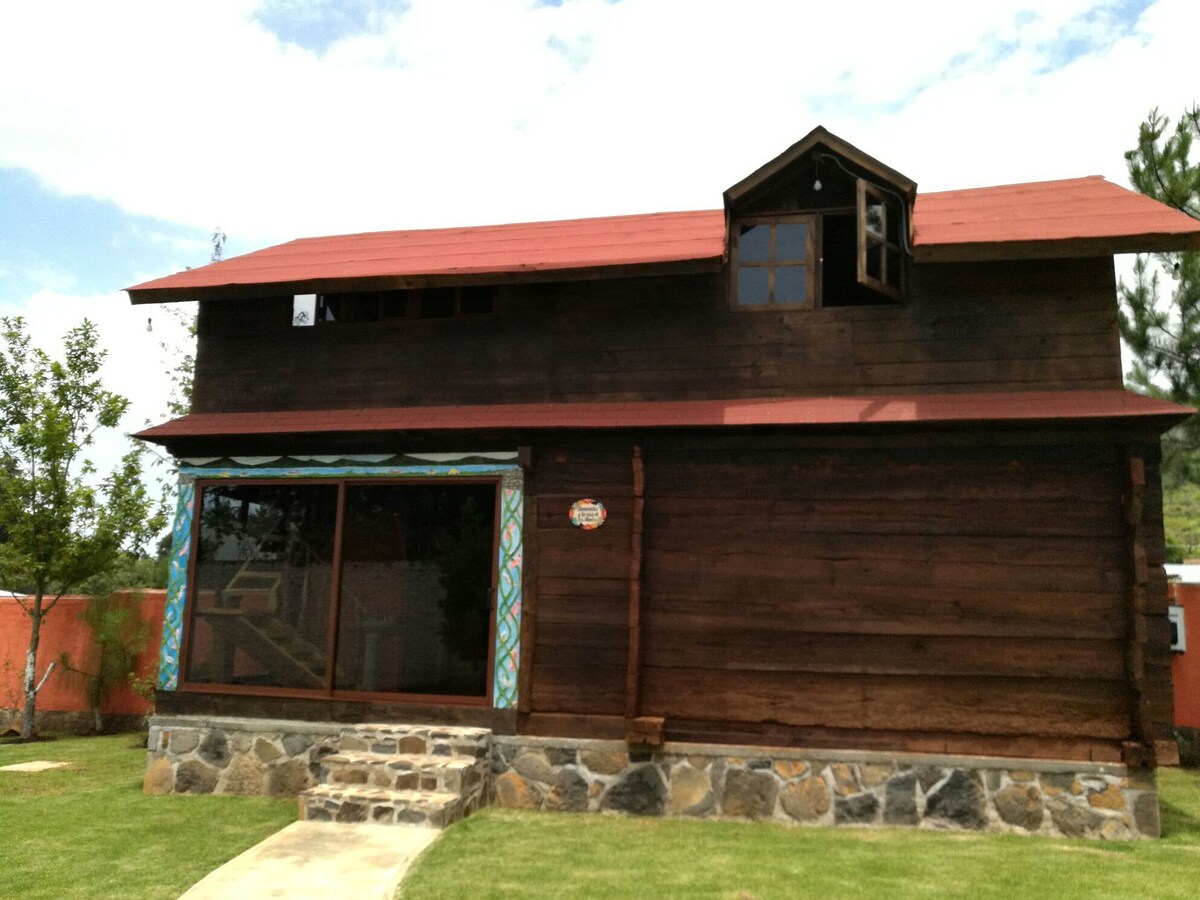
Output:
[[1119, 105, 1200, 482]]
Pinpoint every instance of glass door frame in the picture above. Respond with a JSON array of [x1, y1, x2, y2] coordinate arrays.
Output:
[[176, 475, 502, 708]]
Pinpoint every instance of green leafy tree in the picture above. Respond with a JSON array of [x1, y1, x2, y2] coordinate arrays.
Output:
[[0, 317, 164, 739], [1119, 105, 1200, 482]]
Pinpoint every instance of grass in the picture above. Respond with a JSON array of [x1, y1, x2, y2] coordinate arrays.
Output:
[[400, 767, 1200, 900], [4, 736, 1198, 899], [0, 733, 295, 900]]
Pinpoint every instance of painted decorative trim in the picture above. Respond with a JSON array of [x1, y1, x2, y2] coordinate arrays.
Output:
[[177, 463, 520, 480], [493, 485, 524, 708], [179, 452, 519, 467], [156, 459, 524, 709], [157, 478, 194, 690]]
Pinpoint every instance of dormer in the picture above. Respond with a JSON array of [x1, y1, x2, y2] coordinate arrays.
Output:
[[724, 126, 917, 309]]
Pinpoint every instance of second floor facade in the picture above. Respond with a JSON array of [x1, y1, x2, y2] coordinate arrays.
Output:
[[129, 128, 1200, 416]]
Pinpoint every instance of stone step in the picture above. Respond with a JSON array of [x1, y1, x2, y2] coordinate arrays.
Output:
[[321, 751, 485, 794], [340, 724, 491, 760], [300, 785, 475, 828]]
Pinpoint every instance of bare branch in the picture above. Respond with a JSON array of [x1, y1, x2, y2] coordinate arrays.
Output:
[[32, 661, 56, 697]]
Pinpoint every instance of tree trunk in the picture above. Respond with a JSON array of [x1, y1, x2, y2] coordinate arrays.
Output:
[[21, 592, 44, 740]]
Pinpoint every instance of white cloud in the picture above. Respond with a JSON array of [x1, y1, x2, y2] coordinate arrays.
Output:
[[1, 0, 1191, 542], [1, 0, 1195, 246]]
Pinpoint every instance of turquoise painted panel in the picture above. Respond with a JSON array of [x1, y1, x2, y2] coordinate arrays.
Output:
[[493, 486, 524, 709], [157, 479, 194, 690], [157, 462, 525, 709]]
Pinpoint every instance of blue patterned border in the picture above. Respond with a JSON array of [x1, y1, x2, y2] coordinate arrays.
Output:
[[156, 461, 525, 708], [157, 480, 195, 690], [493, 486, 524, 708]]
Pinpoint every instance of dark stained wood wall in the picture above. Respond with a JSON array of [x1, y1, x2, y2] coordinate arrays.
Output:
[[522, 432, 1175, 763], [522, 438, 633, 724], [190, 257, 1120, 414]]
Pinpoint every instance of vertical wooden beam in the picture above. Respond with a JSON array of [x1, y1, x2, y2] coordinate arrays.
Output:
[[625, 444, 662, 744], [323, 482, 347, 697], [517, 495, 538, 715], [1122, 446, 1155, 767]]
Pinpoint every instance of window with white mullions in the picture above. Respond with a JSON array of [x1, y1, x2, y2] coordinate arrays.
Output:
[[732, 215, 816, 308]]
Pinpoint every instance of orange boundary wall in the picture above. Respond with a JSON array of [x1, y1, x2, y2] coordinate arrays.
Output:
[[0, 590, 165, 717], [1170, 583, 1200, 730]]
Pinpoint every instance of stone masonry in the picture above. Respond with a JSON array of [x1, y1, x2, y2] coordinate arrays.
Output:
[[144, 716, 490, 829], [489, 736, 1161, 840], [144, 717, 1162, 840]]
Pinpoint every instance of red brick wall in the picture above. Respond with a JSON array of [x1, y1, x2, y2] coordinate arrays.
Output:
[[0, 590, 165, 717]]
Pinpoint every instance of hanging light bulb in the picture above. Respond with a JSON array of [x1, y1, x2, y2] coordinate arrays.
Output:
[[146, 317, 153, 333]]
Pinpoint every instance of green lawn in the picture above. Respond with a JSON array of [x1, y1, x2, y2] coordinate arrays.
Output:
[[400, 767, 1200, 900], [0, 733, 295, 900], [4, 735, 1198, 900]]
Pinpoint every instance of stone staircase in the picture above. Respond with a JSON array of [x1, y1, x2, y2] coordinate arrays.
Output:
[[299, 724, 492, 828]]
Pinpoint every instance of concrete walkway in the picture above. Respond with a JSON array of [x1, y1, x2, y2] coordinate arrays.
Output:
[[180, 821, 440, 900]]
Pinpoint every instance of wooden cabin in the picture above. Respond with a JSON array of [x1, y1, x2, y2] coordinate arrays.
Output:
[[130, 128, 1200, 838]]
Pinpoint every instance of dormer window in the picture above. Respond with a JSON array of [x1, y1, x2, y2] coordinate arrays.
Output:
[[858, 181, 906, 300], [725, 126, 916, 311], [733, 216, 816, 308]]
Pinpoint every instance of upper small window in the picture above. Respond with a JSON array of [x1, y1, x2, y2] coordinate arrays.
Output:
[[292, 286, 494, 327], [732, 215, 815, 308]]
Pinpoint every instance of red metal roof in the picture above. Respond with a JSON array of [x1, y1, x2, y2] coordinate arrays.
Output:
[[913, 176, 1200, 260], [127, 210, 727, 299], [126, 177, 1200, 300], [135, 391, 1190, 443]]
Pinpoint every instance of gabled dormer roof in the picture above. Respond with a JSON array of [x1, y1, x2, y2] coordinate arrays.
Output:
[[723, 125, 917, 211]]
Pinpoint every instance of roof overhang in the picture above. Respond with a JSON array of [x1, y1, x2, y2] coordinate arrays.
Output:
[[914, 176, 1200, 262], [135, 391, 1192, 446], [915, 232, 1200, 263]]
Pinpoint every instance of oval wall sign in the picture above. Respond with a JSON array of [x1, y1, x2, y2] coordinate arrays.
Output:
[[569, 499, 607, 530]]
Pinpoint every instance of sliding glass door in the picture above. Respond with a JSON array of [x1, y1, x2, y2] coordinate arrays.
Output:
[[181, 479, 497, 702]]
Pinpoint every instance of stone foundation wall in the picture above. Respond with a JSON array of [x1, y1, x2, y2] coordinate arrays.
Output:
[[491, 736, 1161, 840], [142, 717, 1163, 840], [141, 715, 489, 797], [1, 708, 146, 736]]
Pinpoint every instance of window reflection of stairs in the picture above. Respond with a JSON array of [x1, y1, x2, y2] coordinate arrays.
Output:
[[203, 531, 328, 689], [236, 614, 325, 689]]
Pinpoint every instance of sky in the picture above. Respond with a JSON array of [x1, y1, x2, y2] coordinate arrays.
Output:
[[0, 0, 1197, 481]]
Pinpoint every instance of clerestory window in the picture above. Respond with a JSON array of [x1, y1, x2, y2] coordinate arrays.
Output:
[[292, 286, 494, 327]]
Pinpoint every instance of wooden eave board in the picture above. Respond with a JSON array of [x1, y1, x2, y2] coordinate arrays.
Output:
[[134, 391, 1192, 444]]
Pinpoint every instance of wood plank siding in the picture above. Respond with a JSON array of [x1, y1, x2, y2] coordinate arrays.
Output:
[[522, 435, 1174, 763], [190, 257, 1120, 414], [172, 250, 1177, 765]]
